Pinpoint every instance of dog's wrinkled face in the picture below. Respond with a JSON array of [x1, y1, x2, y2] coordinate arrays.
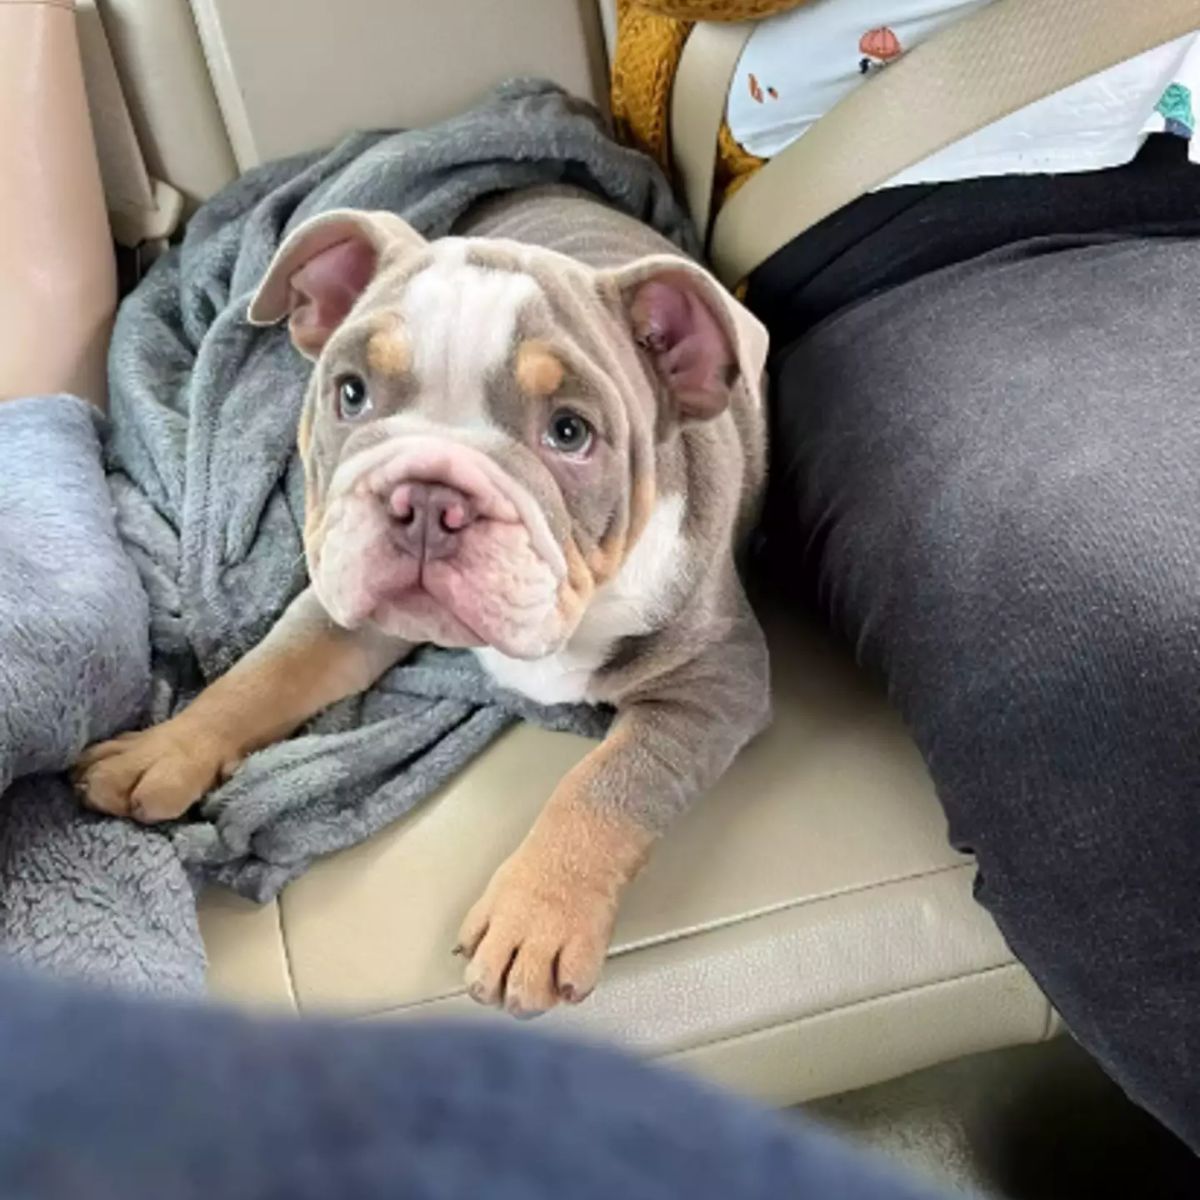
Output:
[[249, 208, 753, 659]]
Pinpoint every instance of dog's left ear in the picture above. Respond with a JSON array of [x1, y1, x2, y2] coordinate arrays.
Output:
[[604, 256, 768, 421], [248, 208, 426, 359]]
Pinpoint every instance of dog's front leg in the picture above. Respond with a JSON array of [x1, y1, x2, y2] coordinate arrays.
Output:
[[457, 619, 771, 1017], [73, 588, 408, 823]]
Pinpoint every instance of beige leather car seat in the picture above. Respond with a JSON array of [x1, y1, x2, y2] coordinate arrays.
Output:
[[79, 0, 1058, 1108]]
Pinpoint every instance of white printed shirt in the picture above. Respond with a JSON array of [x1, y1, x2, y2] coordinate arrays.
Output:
[[727, 0, 1200, 189]]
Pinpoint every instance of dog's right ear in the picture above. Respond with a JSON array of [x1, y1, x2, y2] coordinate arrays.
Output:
[[248, 209, 426, 359], [600, 254, 768, 424]]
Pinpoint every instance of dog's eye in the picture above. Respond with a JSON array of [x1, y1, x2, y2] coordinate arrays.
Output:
[[335, 374, 370, 421], [543, 408, 593, 455]]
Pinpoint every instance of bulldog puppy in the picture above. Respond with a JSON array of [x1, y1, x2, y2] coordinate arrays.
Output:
[[74, 186, 771, 1016]]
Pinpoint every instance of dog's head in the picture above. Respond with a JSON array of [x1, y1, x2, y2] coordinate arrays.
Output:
[[249, 208, 765, 659]]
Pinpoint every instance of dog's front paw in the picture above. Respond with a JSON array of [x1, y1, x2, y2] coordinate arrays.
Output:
[[72, 722, 241, 824], [456, 851, 617, 1018]]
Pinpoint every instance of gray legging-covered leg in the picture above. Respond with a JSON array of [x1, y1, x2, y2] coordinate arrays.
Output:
[[0, 961, 954, 1200], [770, 236, 1200, 1150]]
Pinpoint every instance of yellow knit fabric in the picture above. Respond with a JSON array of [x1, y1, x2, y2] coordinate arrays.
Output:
[[716, 114, 764, 197], [610, 0, 690, 165], [610, 0, 808, 210]]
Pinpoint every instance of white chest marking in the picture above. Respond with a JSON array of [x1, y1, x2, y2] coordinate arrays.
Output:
[[476, 493, 687, 705]]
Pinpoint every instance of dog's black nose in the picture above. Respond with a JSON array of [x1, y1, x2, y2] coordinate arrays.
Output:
[[388, 482, 476, 561]]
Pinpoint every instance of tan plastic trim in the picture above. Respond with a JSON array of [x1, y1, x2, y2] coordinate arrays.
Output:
[[186, 0, 258, 170], [187, 0, 609, 172], [77, 0, 186, 246], [96, 0, 238, 208]]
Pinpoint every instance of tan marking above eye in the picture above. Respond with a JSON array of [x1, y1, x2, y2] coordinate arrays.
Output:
[[515, 340, 565, 397], [365, 319, 412, 378]]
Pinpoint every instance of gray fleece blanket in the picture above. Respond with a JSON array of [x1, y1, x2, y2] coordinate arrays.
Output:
[[0, 81, 692, 994]]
